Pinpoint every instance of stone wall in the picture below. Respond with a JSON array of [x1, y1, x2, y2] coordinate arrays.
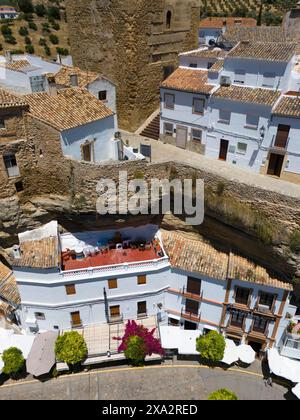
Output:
[[65, 0, 200, 131]]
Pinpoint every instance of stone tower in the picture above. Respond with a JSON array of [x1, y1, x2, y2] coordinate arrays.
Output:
[[65, 0, 200, 131], [283, 1, 300, 42]]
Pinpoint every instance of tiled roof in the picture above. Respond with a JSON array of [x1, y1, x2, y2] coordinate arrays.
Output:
[[162, 231, 229, 280], [162, 231, 293, 291], [12, 237, 59, 269], [199, 17, 257, 29], [0, 88, 27, 108], [0, 263, 21, 309], [227, 41, 296, 62], [223, 26, 286, 44], [273, 95, 300, 118], [180, 48, 225, 59], [209, 60, 224, 73], [53, 66, 101, 88], [0, 59, 31, 72], [25, 87, 114, 131], [228, 253, 293, 291], [161, 68, 214, 94], [213, 86, 281, 106]]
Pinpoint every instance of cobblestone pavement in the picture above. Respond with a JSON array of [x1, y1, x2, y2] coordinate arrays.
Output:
[[0, 361, 294, 400]]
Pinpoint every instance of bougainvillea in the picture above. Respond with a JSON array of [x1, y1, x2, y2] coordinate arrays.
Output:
[[114, 320, 164, 361]]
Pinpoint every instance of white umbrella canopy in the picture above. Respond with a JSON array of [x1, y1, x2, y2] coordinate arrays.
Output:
[[26, 331, 58, 377], [222, 339, 239, 365], [292, 383, 300, 399], [238, 344, 256, 364]]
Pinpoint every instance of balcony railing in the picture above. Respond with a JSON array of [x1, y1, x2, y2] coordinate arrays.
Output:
[[270, 134, 289, 151], [108, 314, 123, 324], [181, 308, 201, 322], [137, 312, 148, 319]]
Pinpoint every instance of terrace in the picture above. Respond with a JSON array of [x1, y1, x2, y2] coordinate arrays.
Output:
[[60, 225, 168, 278]]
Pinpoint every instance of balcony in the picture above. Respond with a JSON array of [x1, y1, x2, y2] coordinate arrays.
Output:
[[269, 134, 289, 152], [180, 308, 201, 323], [254, 304, 274, 317], [168, 287, 203, 303]]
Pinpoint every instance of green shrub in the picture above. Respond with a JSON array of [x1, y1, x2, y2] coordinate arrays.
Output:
[[49, 34, 59, 45], [216, 181, 226, 196], [5, 35, 17, 45], [1, 25, 12, 36], [289, 230, 300, 254], [18, 0, 34, 14], [55, 331, 88, 367], [52, 22, 60, 31], [35, 4, 47, 17], [39, 37, 46, 46], [208, 389, 238, 400], [56, 47, 69, 56], [25, 44, 34, 54], [47, 6, 61, 20], [196, 331, 225, 362], [124, 335, 147, 366], [28, 21, 37, 31], [19, 26, 29, 36], [24, 36, 31, 45], [42, 23, 51, 33], [2, 347, 25, 378], [44, 45, 51, 56]]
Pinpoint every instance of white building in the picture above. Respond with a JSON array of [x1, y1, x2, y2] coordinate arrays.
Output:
[[0, 6, 19, 20], [10, 222, 297, 359], [160, 41, 300, 184]]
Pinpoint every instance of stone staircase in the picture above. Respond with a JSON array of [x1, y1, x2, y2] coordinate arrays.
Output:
[[140, 113, 160, 140]]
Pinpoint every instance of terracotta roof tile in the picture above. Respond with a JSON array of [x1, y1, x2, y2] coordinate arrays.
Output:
[[161, 68, 214, 94], [272, 95, 300, 118], [227, 41, 296, 62], [25, 87, 114, 131], [223, 26, 286, 44], [0, 59, 31, 72], [209, 60, 224, 73], [213, 85, 281, 106], [162, 230, 293, 291], [180, 48, 226, 59], [53, 66, 100, 88], [199, 17, 257, 29], [0, 88, 27, 109], [0, 263, 20, 309], [12, 237, 59, 269]]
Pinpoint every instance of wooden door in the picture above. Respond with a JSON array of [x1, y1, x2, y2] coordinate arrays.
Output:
[[187, 277, 201, 295], [274, 124, 290, 148], [267, 153, 284, 177], [82, 143, 91, 162], [219, 139, 229, 161], [185, 299, 199, 315], [176, 126, 187, 149]]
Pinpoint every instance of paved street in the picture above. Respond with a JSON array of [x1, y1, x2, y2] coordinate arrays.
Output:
[[0, 362, 293, 400]]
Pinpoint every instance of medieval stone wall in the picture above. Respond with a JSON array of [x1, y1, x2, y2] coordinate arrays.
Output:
[[65, 0, 200, 131]]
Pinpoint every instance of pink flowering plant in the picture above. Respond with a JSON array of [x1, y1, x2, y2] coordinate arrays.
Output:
[[114, 320, 164, 365]]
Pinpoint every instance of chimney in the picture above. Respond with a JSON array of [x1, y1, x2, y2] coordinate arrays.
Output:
[[70, 73, 79, 87], [5, 50, 12, 64], [47, 75, 58, 97], [12, 245, 21, 259]]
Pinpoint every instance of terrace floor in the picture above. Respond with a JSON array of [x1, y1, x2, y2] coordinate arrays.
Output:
[[62, 247, 162, 272]]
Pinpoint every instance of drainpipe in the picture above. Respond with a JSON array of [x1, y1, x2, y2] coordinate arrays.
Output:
[[103, 287, 109, 323]]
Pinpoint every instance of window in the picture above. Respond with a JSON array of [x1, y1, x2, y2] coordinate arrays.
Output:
[[15, 181, 23, 192], [3, 154, 20, 177], [164, 122, 173, 136], [163, 65, 174, 80], [138, 275, 147, 285], [189, 63, 197, 68], [191, 129, 202, 143], [109, 305, 120, 319], [34, 312, 45, 320], [30, 75, 46, 93], [98, 90, 107, 101], [219, 110, 231, 124], [235, 287, 251, 306], [246, 114, 259, 129], [230, 311, 245, 328], [164, 93, 175, 109], [234, 69, 246, 84], [65, 284, 76, 295], [166, 10, 172, 29], [81, 141, 93, 162], [137, 301, 147, 317], [71, 311, 82, 327], [0, 119, 5, 129], [259, 292, 275, 309], [207, 62, 214, 70], [108, 279, 118, 289], [193, 98, 205, 115], [262, 72, 276, 88], [252, 316, 268, 334], [237, 142, 247, 155]]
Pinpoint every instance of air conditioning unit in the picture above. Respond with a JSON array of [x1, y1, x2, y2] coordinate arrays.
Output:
[[220, 76, 231, 87], [257, 304, 270, 314]]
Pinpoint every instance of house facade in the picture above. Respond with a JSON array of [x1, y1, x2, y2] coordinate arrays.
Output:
[[159, 41, 300, 184], [10, 222, 297, 358], [0, 6, 19, 20]]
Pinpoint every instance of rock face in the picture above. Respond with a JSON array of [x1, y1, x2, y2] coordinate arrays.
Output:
[[65, 0, 200, 130]]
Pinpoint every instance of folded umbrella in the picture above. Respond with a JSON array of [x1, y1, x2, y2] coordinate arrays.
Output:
[[26, 331, 58, 377]]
